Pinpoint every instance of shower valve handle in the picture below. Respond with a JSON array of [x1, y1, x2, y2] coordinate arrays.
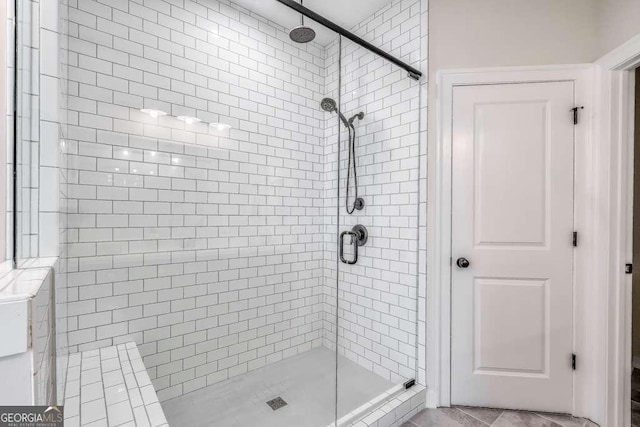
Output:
[[340, 231, 358, 265]]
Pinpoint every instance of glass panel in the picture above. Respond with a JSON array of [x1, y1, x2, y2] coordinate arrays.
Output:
[[334, 1, 422, 423], [58, 0, 71, 405], [64, 0, 339, 426]]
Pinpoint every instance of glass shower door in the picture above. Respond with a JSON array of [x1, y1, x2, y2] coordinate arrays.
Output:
[[331, 2, 423, 422]]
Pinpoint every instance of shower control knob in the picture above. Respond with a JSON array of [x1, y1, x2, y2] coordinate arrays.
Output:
[[351, 224, 368, 246], [456, 258, 470, 269]]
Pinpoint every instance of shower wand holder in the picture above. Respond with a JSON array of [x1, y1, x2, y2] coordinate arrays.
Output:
[[340, 225, 368, 265]]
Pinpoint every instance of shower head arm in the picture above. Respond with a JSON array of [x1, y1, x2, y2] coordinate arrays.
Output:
[[338, 112, 350, 128], [289, 0, 316, 43]]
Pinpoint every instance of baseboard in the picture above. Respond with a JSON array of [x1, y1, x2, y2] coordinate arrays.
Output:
[[426, 388, 439, 409]]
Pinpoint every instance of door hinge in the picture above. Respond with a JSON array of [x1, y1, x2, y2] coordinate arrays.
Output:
[[626, 264, 633, 274], [571, 106, 584, 125], [572, 354, 577, 370], [572, 232, 578, 247]]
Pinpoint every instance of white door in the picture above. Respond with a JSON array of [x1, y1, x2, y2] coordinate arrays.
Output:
[[451, 81, 575, 412]]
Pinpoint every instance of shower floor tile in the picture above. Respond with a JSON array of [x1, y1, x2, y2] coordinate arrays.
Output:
[[162, 346, 395, 427]]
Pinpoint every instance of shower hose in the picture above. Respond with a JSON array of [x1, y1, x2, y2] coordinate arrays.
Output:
[[346, 124, 358, 215]]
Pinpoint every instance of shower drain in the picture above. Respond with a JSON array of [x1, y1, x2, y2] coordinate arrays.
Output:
[[266, 397, 288, 411]]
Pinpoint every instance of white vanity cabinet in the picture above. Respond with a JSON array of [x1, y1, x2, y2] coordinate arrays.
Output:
[[0, 267, 55, 406]]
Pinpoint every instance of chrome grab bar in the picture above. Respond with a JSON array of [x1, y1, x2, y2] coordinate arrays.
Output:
[[340, 231, 358, 265]]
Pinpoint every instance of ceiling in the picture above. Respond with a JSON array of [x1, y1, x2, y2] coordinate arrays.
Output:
[[229, 0, 394, 46]]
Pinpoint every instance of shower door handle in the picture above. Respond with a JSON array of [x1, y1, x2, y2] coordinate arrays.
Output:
[[340, 231, 358, 265]]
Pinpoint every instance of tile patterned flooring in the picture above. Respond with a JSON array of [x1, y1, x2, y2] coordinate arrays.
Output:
[[402, 407, 597, 427], [632, 368, 640, 427]]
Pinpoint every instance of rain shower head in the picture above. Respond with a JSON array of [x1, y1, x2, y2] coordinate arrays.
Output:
[[289, 0, 316, 43], [290, 26, 316, 43]]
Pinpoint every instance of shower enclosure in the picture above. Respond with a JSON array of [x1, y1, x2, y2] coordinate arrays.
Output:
[[45, 0, 428, 425]]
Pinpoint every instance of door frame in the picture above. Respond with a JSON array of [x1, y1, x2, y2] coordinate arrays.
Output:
[[593, 35, 640, 427], [427, 66, 594, 417]]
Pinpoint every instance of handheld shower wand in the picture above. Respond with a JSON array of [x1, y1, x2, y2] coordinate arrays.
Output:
[[320, 98, 365, 214], [320, 98, 350, 127]]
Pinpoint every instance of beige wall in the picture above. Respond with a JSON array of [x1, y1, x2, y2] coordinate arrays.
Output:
[[428, 0, 598, 73], [596, 0, 640, 59]]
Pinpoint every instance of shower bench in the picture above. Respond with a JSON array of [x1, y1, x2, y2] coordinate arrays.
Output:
[[63, 342, 168, 426]]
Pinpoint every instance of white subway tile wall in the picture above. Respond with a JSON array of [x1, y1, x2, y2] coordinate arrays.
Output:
[[64, 0, 425, 404], [66, 0, 329, 401], [323, 0, 422, 385]]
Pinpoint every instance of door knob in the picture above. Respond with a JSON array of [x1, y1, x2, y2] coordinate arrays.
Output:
[[456, 257, 470, 268]]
